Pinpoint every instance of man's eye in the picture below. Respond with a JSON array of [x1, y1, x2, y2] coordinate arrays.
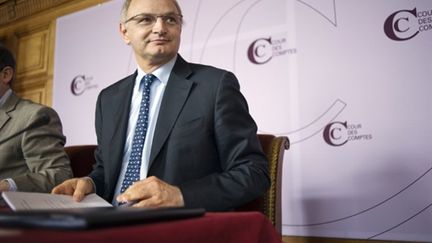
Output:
[[164, 16, 178, 24], [137, 16, 154, 24]]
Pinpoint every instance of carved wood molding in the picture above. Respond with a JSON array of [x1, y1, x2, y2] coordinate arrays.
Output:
[[0, 0, 72, 26]]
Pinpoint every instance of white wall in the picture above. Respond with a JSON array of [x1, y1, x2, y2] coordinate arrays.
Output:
[[53, 0, 432, 241]]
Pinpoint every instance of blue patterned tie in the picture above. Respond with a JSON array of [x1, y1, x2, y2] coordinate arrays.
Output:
[[120, 74, 155, 193]]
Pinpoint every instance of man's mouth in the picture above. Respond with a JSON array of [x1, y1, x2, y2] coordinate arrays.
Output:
[[150, 39, 169, 43]]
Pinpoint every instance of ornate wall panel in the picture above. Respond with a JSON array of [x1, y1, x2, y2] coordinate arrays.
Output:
[[15, 24, 50, 78]]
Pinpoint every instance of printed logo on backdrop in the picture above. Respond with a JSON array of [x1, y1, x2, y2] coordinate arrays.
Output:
[[384, 7, 432, 41], [247, 36, 297, 65], [70, 75, 98, 96], [323, 121, 373, 146]]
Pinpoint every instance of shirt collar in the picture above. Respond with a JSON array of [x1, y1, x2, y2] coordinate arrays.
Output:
[[0, 89, 12, 108], [135, 55, 177, 87]]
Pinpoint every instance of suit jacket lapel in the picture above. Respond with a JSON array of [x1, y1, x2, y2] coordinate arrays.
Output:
[[0, 110, 9, 132], [0, 92, 19, 132], [106, 73, 136, 184], [149, 56, 194, 166]]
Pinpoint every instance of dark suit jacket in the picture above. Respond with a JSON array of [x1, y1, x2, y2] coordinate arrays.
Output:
[[90, 55, 270, 211]]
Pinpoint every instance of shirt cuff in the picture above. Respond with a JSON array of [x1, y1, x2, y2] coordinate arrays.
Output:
[[4, 178, 18, 191], [83, 176, 97, 193]]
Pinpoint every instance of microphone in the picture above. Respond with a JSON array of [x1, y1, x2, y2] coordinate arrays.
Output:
[[0, 114, 50, 145]]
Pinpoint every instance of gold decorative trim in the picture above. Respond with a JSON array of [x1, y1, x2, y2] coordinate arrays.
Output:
[[265, 136, 289, 228], [0, 0, 71, 26]]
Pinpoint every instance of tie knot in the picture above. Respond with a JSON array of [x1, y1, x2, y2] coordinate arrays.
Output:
[[142, 74, 155, 89]]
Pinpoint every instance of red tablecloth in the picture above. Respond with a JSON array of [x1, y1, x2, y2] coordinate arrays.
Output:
[[0, 211, 282, 243]]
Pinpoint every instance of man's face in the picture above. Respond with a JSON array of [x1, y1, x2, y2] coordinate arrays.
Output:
[[120, 0, 182, 68]]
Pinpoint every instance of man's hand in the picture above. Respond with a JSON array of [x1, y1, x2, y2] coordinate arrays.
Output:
[[0, 180, 10, 192], [116, 176, 184, 208], [51, 177, 94, 202]]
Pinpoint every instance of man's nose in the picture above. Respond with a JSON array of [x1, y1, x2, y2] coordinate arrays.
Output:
[[152, 17, 167, 34]]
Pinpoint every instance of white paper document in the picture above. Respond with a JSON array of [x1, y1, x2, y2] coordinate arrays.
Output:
[[1, 192, 112, 211]]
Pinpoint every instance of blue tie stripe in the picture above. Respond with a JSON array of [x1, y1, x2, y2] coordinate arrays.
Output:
[[120, 74, 155, 193]]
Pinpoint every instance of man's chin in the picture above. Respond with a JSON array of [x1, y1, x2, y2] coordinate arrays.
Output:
[[148, 52, 175, 62]]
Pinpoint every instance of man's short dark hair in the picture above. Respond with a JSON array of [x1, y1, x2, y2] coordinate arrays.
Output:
[[0, 44, 16, 71]]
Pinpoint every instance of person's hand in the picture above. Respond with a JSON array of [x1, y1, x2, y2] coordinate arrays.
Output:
[[51, 177, 94, 202], [116, 176, 184, 208], [0, 180, 10, 192]]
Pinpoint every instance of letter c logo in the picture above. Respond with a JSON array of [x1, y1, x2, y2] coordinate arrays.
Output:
[[384, 8, 419, 41], [248, 38, 273, 64], [323, 121, 348, 146], [71, 75, 86, 96]]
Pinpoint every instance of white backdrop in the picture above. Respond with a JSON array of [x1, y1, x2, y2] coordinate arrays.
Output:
[[53, 0, 432, 241]]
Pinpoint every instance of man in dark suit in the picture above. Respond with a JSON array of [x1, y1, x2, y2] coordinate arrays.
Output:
[[53, 0, 269, 211]]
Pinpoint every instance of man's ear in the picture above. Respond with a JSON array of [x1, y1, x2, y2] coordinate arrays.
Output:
[[0, 66, 14, 85], [119, 23, 131, 45]]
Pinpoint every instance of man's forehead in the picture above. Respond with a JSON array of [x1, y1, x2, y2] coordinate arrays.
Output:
[[128, 0, 179, 14]]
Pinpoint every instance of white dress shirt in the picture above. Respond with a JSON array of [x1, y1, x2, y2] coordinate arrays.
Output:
[[112, 56, 177, 204]]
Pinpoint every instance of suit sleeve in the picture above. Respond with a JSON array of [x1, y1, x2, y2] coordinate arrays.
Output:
[[12, 107, 73, 192], [179, 71, 270, 210], [89, 92, 106, 196]]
